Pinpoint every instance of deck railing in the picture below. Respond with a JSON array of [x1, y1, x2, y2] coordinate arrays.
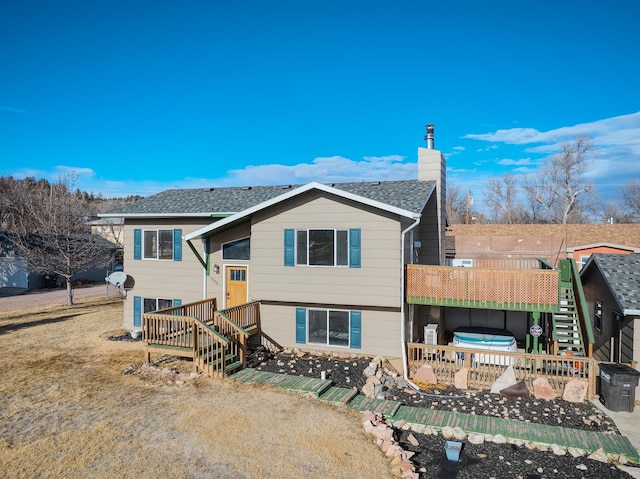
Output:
[[220, 301, 261, 331], [407, 342, 597, 398], [568, 259, 594, 357], [142, 298, 260, 377], [406, 264, 560, 312], [192, 317, 232, 378]]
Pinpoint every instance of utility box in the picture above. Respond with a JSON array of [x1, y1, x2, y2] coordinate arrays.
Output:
[[599, 363, 640, 412]]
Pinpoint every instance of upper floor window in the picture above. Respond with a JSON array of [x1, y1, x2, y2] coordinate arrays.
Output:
[[222, 237, 250, 260], [296, 229, 348, 266], [144, 230, 174, 260], [134, 228, 182, 261], [285, 228, 360, 268]]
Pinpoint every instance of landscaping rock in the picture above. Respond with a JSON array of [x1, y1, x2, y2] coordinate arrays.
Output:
[[562, 380, 588, 403], [490, 365, 517, 393], [413, 364, 437, 385], [533, 377, 557, 400]]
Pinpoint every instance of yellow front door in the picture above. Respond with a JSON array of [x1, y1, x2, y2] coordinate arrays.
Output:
[[225, 266, 248, 308]]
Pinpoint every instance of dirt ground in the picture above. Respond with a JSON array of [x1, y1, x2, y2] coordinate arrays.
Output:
[[0, 295, 395, 479]]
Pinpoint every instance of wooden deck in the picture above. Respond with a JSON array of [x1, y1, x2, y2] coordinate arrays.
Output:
[[231, 368, 639, 463]]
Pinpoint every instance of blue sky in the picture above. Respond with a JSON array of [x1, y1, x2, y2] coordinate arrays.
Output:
[[1, 1, 639, 213]]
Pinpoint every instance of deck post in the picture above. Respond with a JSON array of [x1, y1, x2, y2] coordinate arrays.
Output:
[[532, 311, 540, 353]]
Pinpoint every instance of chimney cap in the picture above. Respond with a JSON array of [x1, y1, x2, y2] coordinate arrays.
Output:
[[425, 124, 435, 149]]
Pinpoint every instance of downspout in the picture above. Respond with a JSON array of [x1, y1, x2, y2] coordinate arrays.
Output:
[[401, 216, 421, 386], [201, 238, 208, 300]]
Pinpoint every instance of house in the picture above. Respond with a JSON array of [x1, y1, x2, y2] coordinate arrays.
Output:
[[99, 140, 447, 360], [580, 253, 640, 365], [446, 223, 640, 269], [0, 232, 118, 290], [0, 233, 45, 289]]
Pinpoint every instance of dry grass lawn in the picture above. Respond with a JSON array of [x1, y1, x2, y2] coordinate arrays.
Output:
[[0, 295, 395, 479]]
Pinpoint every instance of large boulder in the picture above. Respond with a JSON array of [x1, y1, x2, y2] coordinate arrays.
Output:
[[562, 379, 588, 403], [413, 364, 438, 385], [490, 365, 517, 394], [500, 380, 530, 398], [533, 377, 557, 400]]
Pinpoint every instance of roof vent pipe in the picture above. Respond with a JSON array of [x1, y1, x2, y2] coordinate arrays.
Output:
[[425, 124, 435, 149]]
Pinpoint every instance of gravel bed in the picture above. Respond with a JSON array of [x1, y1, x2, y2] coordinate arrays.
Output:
[[248, 347, 640, 479]]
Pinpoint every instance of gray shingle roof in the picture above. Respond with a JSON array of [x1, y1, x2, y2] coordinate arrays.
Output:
[[101, 180, 435, 217], [591, 253, 640, 314]]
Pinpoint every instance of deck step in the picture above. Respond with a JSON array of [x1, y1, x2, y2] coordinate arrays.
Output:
[[225, 360, 243, 374]]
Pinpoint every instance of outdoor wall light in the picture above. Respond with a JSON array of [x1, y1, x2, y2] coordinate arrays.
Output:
[[213, 264, 220, 274]]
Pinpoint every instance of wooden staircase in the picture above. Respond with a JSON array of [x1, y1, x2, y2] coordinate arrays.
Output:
[[552, 286, 585, 355], [143, 299, 261, 378]]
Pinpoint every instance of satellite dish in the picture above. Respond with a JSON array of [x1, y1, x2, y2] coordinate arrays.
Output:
[[107, 271, 127, 287]]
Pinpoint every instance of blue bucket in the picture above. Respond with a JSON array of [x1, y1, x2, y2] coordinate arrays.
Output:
[[445, 440, 462, 462]]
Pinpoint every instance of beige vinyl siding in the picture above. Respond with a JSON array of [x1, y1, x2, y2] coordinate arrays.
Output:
[[261, 303, 402, 357], [249, 192, 403, 308], [121, 218, 213, 329], [205, 222, 252, 307]]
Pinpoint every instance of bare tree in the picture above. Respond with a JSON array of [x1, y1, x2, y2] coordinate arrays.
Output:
[[484, 174, 524, 223], [622, 180, 640, 221], [597, 201, 633, 224], [446, 184, 467, 224], [1, 175, 114, 304], [522, 137, 598, 224]]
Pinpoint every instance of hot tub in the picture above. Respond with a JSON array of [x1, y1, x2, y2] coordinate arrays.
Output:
[[453, 327, 518, 365]]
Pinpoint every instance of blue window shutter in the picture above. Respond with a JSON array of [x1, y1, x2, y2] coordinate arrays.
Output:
[[284, 229, 295, 266], [350, 311, 361, 349], [295, 307, 306, 343], [173, 229, 182, 261], [173, 298, 182, 306], [133, 296, 142, 328], [133, 229, 142, 260], [349, 228, 361, 268]]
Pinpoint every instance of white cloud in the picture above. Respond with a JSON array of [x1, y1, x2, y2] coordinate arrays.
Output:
[[497, 158, 533, 166], [463, 111, 640, 202], [221, 155, 415, 186]]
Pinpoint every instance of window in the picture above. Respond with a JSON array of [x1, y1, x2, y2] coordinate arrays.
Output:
[[594, 299, 602, 332], [133, 296, 181, 328], [222, 237, 250, 260], [135, 229, 182, 261], [287, 228, 359, 267], [229, 268, 246, 281], [144, 297, 174, 313], [295, 308, 361, 349], [577, 254, 590, 270], [144, 230, 173, 259]]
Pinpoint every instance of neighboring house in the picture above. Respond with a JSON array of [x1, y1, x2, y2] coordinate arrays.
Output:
[[0, 233, 45, 289], [99, 145, 447, 359], [0, 232, 117, 289], [90, 218, 124, 246], [90, 217, 124, 269], [446, 224, 640, 269], [580, 253, 640, 365]]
